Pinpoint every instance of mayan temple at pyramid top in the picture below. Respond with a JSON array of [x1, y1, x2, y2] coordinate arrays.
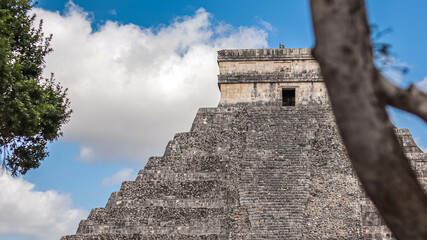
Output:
[[62, 48, 426, 240], [216, 48, 327, 107]]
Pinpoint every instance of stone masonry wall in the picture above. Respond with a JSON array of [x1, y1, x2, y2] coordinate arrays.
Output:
[[219, 82, 328, 105], [218, 60, 320, 76], [217, 49, 323, 106], [62, 48, 427, 240]]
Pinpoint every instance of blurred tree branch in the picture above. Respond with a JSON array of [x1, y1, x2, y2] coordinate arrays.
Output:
[[310, 0, 427, 239]]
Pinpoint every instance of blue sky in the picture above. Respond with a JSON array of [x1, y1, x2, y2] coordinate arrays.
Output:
[[1, 1, 426, 239]]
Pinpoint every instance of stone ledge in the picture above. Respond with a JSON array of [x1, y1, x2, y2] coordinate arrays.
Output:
[[218, 73, 323, 84], [217, 48, 313, 61], [61, 234, 224, 240]]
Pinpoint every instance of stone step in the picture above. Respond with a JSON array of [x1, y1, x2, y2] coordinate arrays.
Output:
[[106, 197, 227, 209], [136, 170, 226, 182], [144, 155, 229, 173], [76, 217, 223, 235], [190, 107, 237, 132], [110, 180, 229, 202], [167, 132, 224, 158], [168, 118, 247, 157], [396, 128, 424, 153], [163, 140, 173, 157], [85, 206, 226, 223], [188, 106, 335, 136], [61, 233, 223, 240], [408, 153, 427, 179], [143, 156, 164, 170]]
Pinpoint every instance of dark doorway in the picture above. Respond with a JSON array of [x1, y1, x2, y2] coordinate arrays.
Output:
[[282, 89, 295, 106]]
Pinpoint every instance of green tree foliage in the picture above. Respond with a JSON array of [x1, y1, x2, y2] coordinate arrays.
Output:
[[0, 0, 71, 175]]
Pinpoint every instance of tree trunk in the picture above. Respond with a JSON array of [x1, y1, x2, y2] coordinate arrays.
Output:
[[309, 0, 427, 239]]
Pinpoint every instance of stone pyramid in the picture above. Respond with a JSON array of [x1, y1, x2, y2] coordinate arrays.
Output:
[[62, 48, 426, 240]]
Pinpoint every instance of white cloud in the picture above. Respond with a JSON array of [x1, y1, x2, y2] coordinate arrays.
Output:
[[108, 9, 117, 16], [417, 76, 427, 91], [102, 168, 137, 186], [417, 136, 427, 153], [32, 4, 268, 164], [256, 16, 275, 32], [0, 170, 87, 240]]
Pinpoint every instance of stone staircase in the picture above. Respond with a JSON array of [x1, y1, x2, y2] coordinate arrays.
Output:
[[62, 104, 426, 240]]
